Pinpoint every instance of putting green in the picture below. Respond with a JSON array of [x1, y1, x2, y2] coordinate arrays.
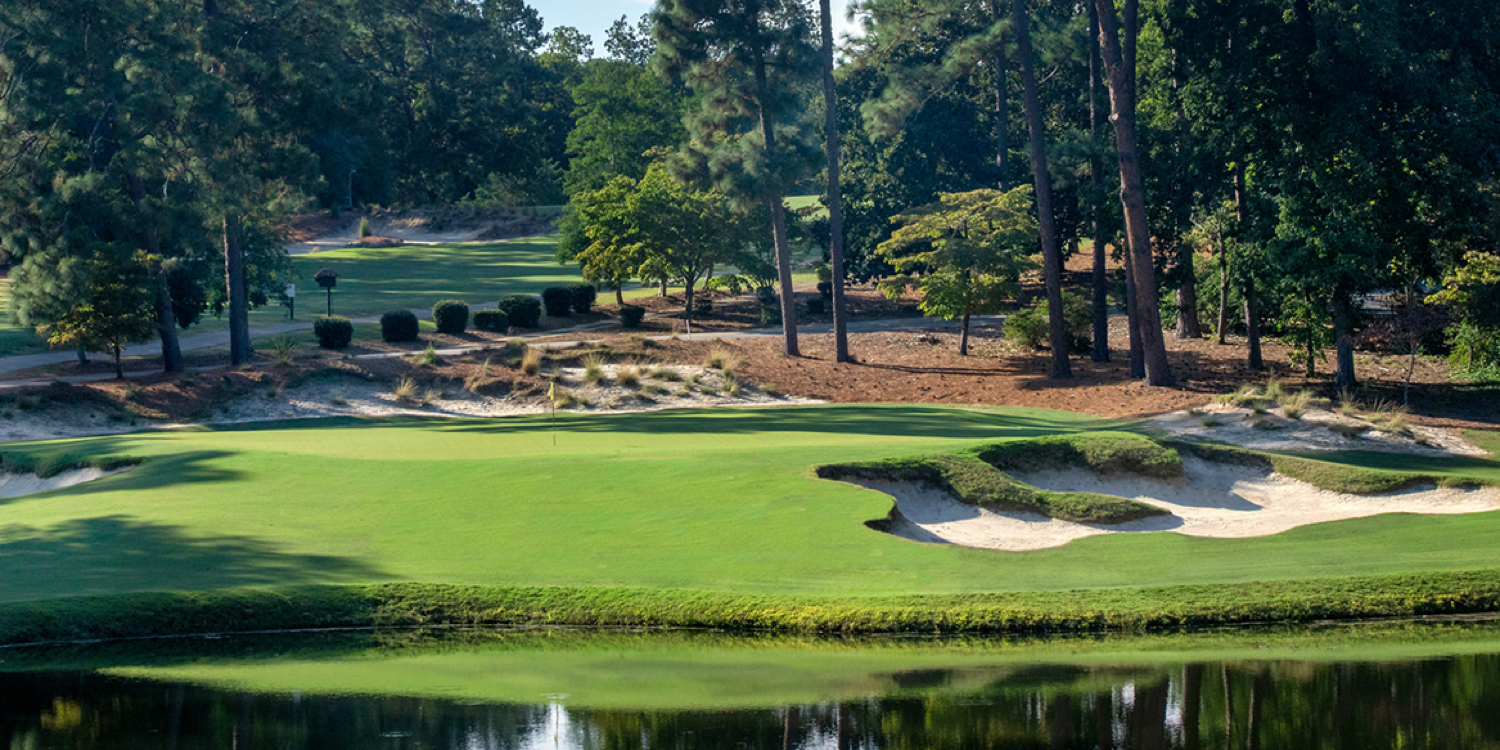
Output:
[[2, 404, 1499, 613]]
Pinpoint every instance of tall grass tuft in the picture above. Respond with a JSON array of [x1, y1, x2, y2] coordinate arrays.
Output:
[[616, 363, 640, 387], [582, 354, 606, 384], [520, 347, 543, 376], [393, 377, 419, 403], [271, 335, 295, 366]]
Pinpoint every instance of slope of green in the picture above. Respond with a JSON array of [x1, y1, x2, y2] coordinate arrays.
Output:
[[1, 405, 1499, 642]]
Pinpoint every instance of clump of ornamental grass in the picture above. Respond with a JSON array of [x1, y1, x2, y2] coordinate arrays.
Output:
[[520, 347, 543, 376], [582, 354, 606, 384]]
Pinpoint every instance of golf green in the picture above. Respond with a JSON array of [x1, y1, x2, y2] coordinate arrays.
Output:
[[2, 404, 1499, 639]]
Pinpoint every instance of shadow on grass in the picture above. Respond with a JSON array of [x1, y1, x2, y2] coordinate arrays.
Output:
[[0, 515, 383, 602], [0, 451, 246, 506]]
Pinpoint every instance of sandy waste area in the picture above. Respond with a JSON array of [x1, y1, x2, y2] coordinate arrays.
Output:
[[1149, 404, 1487, 457], [851, 456, 1500, 551]]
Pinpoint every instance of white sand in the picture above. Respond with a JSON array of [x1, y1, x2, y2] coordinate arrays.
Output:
[[0, 466, 125, 499], [1150, 405, 1488, 457], [849, 457, 1500, 551]]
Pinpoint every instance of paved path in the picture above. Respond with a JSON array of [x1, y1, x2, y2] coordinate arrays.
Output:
[[0, 314, 1006, 391]]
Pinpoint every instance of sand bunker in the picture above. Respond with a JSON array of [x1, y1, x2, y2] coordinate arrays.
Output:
[[0, 466, 125, 499], [850, 457, 1500, 551]]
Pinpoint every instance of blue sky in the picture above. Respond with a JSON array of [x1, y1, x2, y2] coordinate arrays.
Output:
[[527, 0, 859, 56]]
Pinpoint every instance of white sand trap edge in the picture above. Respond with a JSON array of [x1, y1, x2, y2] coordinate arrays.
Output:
[[847, 457, 1500, 551], [0, 466, 126, 499]]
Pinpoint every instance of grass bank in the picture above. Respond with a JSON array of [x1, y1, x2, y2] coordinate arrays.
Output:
[[0, 405, 1498, 643]]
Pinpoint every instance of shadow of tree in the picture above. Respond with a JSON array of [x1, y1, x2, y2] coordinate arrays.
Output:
[[0, 516, 384, 602]]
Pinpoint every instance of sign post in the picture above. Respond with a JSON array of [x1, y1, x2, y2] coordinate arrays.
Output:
[[314, 269, 339, 316]]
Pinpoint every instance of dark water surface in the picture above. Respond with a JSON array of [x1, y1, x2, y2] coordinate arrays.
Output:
[[5, 622, 1500, 749]]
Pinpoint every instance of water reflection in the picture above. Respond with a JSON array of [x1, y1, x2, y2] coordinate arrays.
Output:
[[4, 640, 1500, 748]]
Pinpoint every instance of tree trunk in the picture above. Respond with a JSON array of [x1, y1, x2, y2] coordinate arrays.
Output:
[[989, 0, 1009, 190], [1096, 0, 1171, 386], [960, 311, 971, 356], [1332, 283, 1357, 389], [1012, 0, 1070, 379], [1217, 236, 1230, 344], [751, 20, 799, 357], [1244, 274, 1263, 370], [127, 174, 184, 373], [114, 344, 123, 380], [224, 212, 252, 366], [684, 277, 696, 333], [820, 0, 850, 363], [1182, 664, 1203, 750], [1175, 240, 1202, 338], [615, 286, 625, 306], [77, 343, 88, 367], [1126, 254, 1145, 378], [659, 277, 668, 296], [1088, 1, 1109, 363]]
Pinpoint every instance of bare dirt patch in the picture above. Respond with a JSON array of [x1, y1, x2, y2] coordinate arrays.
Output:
[[850, 456, 1500, 551]]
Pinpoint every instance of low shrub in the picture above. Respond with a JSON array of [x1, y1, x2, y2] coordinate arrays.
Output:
[[542, 287, 573, 317], [358, 217, 372, 238], [473, 308, 510, 333], [432, 300, 469, 335], [694, 297, 713, 317], [1003, 307, 1048, 349], [381, 311, 420, 342], [806, 298, 826, 315], [569, 284, 598, 314], [499, 296, 543, 328], [817, 281, 833, 300], [313, 316, 354, 349], [620, 304, 646, 329]]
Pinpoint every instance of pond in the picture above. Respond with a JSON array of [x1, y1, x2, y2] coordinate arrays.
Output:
[[3, 620, 1499, 749]]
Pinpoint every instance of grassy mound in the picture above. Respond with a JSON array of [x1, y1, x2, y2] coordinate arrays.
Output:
[[817, 433, 1177, 524], [1166, 439, 1491, 494], [970, 432, 1184, 479]]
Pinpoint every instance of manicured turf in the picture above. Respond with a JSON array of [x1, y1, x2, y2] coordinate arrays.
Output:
[[283, 236, 580, 320], [1, 405, 1499, 640]]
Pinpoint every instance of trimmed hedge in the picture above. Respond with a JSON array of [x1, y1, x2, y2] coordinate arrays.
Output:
[[380, 311, 419, 342], [432, 300, 469, 335], [620, 304, 646, 329], [569, 283, 598, 314], [541, 286, 572, 317], [313, 316, 354, 348], [499, 295, 543, 328], [473, 308, 509, 333]]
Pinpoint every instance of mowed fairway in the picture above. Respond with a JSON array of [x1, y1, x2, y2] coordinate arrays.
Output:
[[3, 404, 1500, 609], [282, 237, 579, 319]]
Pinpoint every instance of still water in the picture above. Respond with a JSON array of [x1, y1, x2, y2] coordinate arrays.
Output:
[[4, 622, 1500, 749]]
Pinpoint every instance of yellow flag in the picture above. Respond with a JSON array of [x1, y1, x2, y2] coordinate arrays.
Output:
[[548, 381, 555, 403]]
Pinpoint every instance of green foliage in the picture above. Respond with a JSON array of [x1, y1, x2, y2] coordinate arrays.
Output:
[[564, 60, 686, 196], [620, 305, 646, 329], [541, 287, 573, 317], [431, 300, 469, 335], [1004, 307, 1048, 349], [380, 311, 420, 343], [472, 309, 510, 333], [569, 284, 598, 314], [498, 296, 543, 328], [358, 217, 373, 238], [313, 316, 354, 349]]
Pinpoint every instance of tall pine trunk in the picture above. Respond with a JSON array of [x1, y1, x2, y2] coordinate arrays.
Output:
[[224, 212, 251, 366], [1332, 282, 1357, 389], [1216, 235, 1230, 344], [1234, 163, 1262, 369], [1088, 1, 1110, 363], [1096, 0, 1171, 386], [820, 0, 849, 362], [128, 174, 184, 373], [1126, 258, 1145, 376], [751, 30, 799, 356], [1174, 241, 1202, 338], [989, 0, 1009, 190], [1123, 0, 1145, 378], [1012, 0, 1070, 379]]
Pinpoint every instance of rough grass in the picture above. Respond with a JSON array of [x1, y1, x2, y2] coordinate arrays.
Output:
[[8, 570, 1500, 646], [969, 432, 1184, 479], [1165, 439, 1489, 494]]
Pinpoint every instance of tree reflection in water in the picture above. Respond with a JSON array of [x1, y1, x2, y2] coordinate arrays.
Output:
[[3, 655, 1500, 749]]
